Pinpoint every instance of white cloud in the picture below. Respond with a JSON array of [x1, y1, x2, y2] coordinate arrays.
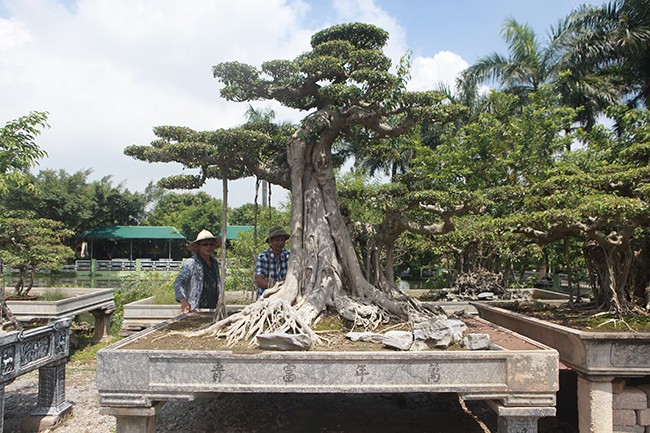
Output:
[[1, 0, 471, 208], [408, 51, 469, 92], [0, 0, 318, 206]]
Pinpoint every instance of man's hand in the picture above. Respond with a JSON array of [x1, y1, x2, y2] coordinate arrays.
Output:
[[180, 298, 191, 313]]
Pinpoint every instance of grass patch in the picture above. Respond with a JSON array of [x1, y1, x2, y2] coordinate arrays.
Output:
[[151, 282, 177, 304], [69, 338, 117, 365], [38, 287, 69, 301], [110, 273, 178, 334]]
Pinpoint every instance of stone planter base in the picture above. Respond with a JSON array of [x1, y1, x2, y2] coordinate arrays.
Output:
[[7, 287, 116, 343], [472, 302, 650, 433], [98, 313, 559, 433]]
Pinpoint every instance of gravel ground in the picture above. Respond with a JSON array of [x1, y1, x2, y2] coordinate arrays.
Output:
[[4, 359, 581, 433], [5, 358, 501, 433]]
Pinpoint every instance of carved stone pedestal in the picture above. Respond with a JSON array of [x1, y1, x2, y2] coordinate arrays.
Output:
[[98, 313, 559, 433], [488, 401, 557, 433], [91, 306, 116, 343], [0, 318, 72, 432]]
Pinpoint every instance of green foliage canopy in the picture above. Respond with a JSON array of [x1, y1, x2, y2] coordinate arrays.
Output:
[[0, 213, 75, 296], [0, 111, 49, 193]]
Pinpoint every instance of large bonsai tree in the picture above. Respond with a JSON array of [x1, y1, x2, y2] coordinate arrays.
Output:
[[127, 23, 459, 344]]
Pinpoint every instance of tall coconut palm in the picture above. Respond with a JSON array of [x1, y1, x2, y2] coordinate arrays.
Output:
[[564, 0, 650, 108], [460, 17, 621, 129], [460, 19, 554, 97]]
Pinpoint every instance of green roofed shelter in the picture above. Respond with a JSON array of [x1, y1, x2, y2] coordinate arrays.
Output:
[[225, 225, 255, 241], [79, 226, 186, 240], [77, 225, 256, 260], [77, 226, 186, 260]]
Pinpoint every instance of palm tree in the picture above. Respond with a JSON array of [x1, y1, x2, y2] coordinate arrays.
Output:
[[563, 0, 650, 108], [460, 19, 553, 97], [460, 17, 621, 129]]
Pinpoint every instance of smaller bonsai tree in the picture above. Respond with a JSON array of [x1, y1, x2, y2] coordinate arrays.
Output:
[[0, 213, 75, 297], [0, 111, 52, 330]]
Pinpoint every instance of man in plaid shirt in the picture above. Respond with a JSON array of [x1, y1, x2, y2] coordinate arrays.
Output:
[[255, 226, 290, 298]]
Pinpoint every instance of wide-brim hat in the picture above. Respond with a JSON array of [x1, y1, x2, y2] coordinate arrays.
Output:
[[265, 226, 290, 243], [187, 229, 220, 253]]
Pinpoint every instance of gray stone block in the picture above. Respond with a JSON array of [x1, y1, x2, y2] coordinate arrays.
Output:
[[256, 333, 312, 351], [614, 409, 639, 426], [463, 333, 491, 350], [344, 332, 384, 344], [637, 408, 650, 426], [615, 388, 648, 410], [383, 330, 413, 350], [613, 425, 645, 433]]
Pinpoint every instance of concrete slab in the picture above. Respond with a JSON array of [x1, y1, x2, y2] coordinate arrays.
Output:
[[7, 287, 115, 321]]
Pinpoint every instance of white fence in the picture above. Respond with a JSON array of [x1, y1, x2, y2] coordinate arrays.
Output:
[[60, 259, 183, 272]]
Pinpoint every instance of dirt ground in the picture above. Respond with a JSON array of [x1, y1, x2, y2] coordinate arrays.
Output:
[[122, 311, 540, 352]]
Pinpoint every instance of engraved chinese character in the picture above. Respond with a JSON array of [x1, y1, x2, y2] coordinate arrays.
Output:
[[355, 364, 370, 383], [283, 364, 297, 383], [428, 363, 441, 383], [1, 347, 15, 375], [211, 362, 225, 383]]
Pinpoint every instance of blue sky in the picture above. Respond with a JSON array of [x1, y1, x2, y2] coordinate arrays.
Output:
[[0, 0, 604, 207]]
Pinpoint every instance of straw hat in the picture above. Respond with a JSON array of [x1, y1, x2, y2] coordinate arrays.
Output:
[[187, 229, 221, 253], [265, 226, 290, 243]]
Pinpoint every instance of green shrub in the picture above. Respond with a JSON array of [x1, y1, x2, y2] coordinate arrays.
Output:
[[225, 267, 255, 292], [111, 273, 177, 334]]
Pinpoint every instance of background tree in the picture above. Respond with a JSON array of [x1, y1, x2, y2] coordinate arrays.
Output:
[[509, 105, 650, 312], [405, 88, 577, 286], [0, 213, 74, 296], [460, 17, 620, 130], [0, 111, 48, 193], [144, 191, 223, 241], [564, 0, 650, 108], [0, 111, 49, 329], [1, 169, 148, 233], [227, 202, 288, 227]]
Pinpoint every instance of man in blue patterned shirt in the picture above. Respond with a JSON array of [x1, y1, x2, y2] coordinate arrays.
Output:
[[255, 226, 290, 298], [174, 229, 221, 313]]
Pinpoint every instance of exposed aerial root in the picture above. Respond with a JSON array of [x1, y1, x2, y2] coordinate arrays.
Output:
[[331, 290, 390, 330], [352, 303, 388, 330], [182, 298, 320, 347]]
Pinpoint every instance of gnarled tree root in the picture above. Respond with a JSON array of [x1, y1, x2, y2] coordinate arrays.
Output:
[[183, 298, 320, 347]]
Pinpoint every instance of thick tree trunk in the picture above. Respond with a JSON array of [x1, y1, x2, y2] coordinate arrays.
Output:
[[284, 129, 411, 328], [190, 123, 436, 345], [187, 100, 453, 346], [14, 268, 26, 296], [584, 238, 636, 313]]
